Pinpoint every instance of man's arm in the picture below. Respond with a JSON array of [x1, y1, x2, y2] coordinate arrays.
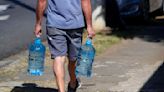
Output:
[[81, 0, 95, 37], [34, 0, 47, 37]]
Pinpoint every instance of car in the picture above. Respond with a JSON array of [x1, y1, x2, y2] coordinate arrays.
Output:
[[116, 0, 164, 20]]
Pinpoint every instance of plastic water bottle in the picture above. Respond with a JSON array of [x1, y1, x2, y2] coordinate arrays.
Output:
[[76, 38, 96, 77], [28, 37, 46, 76]]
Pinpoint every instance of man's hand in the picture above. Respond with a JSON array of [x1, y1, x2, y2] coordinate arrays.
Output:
[[34, 24, 42, 37], [87, 26, 95, 38], [81, 0, 95, 38], [34, 0, 47, 37]]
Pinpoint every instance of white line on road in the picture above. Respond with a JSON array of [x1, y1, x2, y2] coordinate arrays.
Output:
[[0, 15, 10, 21], [0, 4, 11, 20], [0, 4, 10, 12]]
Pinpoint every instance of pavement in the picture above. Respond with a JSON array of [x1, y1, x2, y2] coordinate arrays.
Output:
[[0, 32, 164, 92]]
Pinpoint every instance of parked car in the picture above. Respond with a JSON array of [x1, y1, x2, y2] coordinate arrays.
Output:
[[116, 0, 164, 20]]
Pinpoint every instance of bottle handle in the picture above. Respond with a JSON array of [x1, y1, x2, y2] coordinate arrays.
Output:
[[36, 35, 41, 38], [87, 36, 93, 40]]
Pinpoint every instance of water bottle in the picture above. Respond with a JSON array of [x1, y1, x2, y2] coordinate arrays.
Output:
[[28, 37, 46, 76], [76, 38, 96, 77]]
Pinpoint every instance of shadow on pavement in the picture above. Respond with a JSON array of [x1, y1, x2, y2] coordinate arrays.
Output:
[[109, 19, 164, 43], [11, 83, 58, 92], [139, 62, 164, 92]]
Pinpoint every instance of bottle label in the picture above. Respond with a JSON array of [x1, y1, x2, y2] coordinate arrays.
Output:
[[28, 51, 44, 69]]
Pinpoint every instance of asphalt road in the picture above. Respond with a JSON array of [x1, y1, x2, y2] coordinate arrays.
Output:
[[0, 0, 46, 60]]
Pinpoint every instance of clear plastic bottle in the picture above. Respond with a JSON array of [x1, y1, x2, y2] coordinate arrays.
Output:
[[76, 38, 96, 77], [28, 38, 46, 76]]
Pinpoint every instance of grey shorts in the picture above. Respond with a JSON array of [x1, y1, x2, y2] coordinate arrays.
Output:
[[46, 27, 83, 61]]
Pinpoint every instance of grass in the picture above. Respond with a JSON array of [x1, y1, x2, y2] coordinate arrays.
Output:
[[82, 31, 121, 55]]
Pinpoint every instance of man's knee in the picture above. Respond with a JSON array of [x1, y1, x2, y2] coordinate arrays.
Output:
[[54, 56, 66, 63]]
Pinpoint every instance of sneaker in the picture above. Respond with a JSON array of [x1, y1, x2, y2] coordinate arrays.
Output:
[[67, 79, 80, 92]]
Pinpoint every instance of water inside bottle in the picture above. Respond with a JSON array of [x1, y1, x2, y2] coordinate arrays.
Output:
[[28, 38, 45, 76]]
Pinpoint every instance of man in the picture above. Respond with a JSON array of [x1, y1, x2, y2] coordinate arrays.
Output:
[[34, 0, 95, 92]]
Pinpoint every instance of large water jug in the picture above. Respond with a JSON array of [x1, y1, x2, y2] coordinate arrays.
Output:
[[28, 37, 46, 76], [76, 38, 96, 77]]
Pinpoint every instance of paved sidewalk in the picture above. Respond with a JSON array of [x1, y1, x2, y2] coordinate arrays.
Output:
[[78, 38, 164, 92], [0, 37, 164, 92]]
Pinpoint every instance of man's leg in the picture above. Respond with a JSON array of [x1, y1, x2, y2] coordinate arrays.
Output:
[[68, 60, 77, 88], [53, 56, 66, 92], [47, 27, 69, 92], [67, 29, 83, 91]]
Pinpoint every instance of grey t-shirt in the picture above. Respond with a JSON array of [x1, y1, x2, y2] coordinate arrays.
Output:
[[46, 0, 85, 29]]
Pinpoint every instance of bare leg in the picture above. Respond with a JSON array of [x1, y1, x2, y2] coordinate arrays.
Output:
[[68, 60, 77, 88], [53, 56, 66, 92]]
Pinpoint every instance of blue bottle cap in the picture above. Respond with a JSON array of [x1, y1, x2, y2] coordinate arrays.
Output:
[[86, 38, 92, 45], [34, 38, 41, 44]]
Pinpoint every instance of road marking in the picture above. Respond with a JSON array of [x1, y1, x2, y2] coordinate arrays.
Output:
[[0, 15, 10, 20], [0, 4, 10, 12], [0, 4, 11, 21]]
